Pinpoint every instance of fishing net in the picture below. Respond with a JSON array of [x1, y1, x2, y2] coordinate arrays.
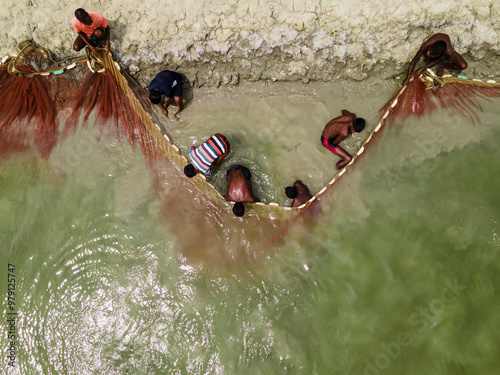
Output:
[[2, 43, 500, 244], [380, 70, 500, 124]]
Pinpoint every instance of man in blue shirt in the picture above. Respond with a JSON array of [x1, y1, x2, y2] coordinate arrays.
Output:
[[148, 70, 184, 117]]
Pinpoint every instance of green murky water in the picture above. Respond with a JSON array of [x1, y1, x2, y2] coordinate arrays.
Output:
[[1, 79, 499, 374]]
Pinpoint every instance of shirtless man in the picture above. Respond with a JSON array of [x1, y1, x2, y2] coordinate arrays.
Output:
[[321, 110, 365, 169], [72, 8, 110, 54], [225, 165, 257, 217], [285, 180, 312, 208], [403, 33, 467, 86]]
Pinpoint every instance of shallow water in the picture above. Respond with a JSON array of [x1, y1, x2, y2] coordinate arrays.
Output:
[[1, 78, 500, 374]]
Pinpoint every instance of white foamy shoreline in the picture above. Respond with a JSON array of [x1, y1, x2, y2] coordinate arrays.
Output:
[[2, 0, 499, 86]]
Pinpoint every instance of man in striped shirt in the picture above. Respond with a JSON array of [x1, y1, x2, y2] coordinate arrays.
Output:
[[184, 134, 230, 177]]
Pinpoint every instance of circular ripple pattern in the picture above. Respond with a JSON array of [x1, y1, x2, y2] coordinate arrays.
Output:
[[11, 212, 301, 374]]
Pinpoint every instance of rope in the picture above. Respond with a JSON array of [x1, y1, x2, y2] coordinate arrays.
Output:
[[6, 40, 86, 77], [6, 42, 500, 223], [93, 51, 303, 220]]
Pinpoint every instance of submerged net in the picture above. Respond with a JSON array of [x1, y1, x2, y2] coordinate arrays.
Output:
[[2, 44, 500, 246]]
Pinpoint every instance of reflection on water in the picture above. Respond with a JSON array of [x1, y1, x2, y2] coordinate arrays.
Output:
[[1, 79, 500, 374]]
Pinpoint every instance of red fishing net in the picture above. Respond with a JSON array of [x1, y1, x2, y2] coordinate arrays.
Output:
[[0, 66, 56, 158], [381, 78, 500, 125]]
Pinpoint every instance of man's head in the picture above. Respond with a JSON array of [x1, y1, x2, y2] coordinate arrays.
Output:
[[233, 202, 245, 217], [184, 164, 197, 178], [75, 9, 92, 25], [285, 186, 298, 199], [353, 118, 366, 133], [149, 89, 161, 104], [430, 41, 447, 59]]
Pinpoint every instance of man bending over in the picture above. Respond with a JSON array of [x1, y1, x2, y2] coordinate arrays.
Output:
[[72, 8, 110, 54], [225, 165, 257, 217], [403, 33, 467, 86], [285, 180, 312, 208], [321, 110, 365, 169], [184, 134, 230, 178], [148, 70, 184, 118]]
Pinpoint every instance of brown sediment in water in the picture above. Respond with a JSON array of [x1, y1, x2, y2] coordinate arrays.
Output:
[[4, 47, 500, 261]]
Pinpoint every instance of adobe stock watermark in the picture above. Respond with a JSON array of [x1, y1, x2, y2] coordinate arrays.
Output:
[[377, 125, 447, 188], [52, 125, 101, 170], [364, 278, 467, 374]]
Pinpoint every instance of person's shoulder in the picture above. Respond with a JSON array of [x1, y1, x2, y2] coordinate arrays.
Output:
[[88, 11, 108, 24], [427, 33, 450, 44], [87, 11, 103, 18], [325, 116, 342, 128], [433, 32, 450, 40], [214, 133, 228, 142]]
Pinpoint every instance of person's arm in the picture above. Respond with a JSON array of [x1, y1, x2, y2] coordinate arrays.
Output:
[[214, 142, 230, 165], [403, 50, 424, 86], [173, 96, 183, 116], [104, 26, 110, 53], [412, 55, 445, 79], [158, 103, 168, 117], [332, 127, 351, 144], [78, 31, 96, 54], [214, 153, 227, 166], [341, 109, 355, 117]]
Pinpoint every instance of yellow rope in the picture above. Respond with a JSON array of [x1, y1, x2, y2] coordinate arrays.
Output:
[[7, 44, 499, 221], [98, 53, 500, 220], [95, 51, 302, 219], [6, 40, 86, 77]]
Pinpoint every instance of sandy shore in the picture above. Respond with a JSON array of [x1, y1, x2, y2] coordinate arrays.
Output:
[[1, 1, 500, 87]]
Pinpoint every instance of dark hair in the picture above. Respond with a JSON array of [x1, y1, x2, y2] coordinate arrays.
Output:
[[285, 186, 298, 199], [431, 41, 447, 57], [184, 164, 197, 178], [233, 202, 245, 217], [353, 118, 366, 132], [149, 90, 161, 104], [74, 9, 88, 22]]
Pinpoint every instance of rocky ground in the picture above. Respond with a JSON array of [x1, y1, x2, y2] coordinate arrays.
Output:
[[2, 0, 500, 87]]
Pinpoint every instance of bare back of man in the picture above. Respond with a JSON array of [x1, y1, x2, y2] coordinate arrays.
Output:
[[322, 110, 365, 169], [286, 180, 312, 208], [403, 33, 467, 85], [225, 165, 256, 203]]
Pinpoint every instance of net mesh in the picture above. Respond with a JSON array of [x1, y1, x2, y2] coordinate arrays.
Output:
[[2, 45, 500, 235]]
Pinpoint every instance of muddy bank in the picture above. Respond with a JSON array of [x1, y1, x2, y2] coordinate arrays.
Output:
[[1, 1, 500, 87]]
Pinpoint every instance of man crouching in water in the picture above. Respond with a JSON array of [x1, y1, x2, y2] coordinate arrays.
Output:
[[225, 165, 257, 217], [321, 110, 366, 169], [285, 180, 312, 208]]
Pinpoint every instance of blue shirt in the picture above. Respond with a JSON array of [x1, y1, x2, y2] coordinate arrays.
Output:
[[148, 70, 182, 97]]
